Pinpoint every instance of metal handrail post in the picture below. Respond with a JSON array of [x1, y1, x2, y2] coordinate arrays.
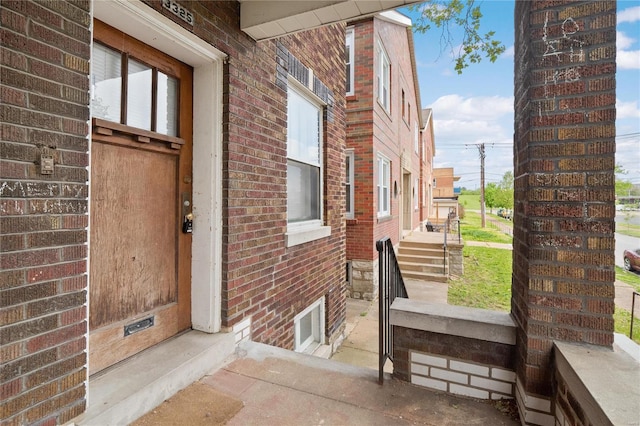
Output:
[[631, 291, 639, 340]]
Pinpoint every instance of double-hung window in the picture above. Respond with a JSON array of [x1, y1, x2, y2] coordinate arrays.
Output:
[[377, 155, 390, 217], [345, 150, 355, 219], [377, 41, 390, 112], [286, 83, 330, 246], [346, 28, 354, 96]]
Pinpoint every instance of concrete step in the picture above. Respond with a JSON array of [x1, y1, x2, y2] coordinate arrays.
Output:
[[73, 330, 237, 426], [397, 253, 445, 266], [400, 269, 448, 283], [399, 240, 444, 251], [398, 260, 448, 275], [398, 246, 444, 257]]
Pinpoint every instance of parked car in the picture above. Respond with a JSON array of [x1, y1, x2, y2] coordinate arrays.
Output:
[[496, 208, 512, 220], [623, 248, 640, 272]]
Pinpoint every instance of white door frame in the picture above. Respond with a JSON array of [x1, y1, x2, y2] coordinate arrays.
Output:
[[92, 0, 225, 333]]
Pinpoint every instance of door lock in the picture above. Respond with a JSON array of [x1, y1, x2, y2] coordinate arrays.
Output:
[[181, 193, 193, 234], [182, 213, 193, 234]]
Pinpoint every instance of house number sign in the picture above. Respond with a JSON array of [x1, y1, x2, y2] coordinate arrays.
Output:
[[162, 0, 194, 25]]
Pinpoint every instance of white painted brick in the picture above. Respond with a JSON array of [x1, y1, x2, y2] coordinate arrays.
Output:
[[412, 375, 447, 391], [449, 384, 489, 399], [470, 376, 513, 394], [411, 351, 447, 368], [450, 360, 489, 377], [490, 367, 516, 383], [517, 378, 551, 413], [524, 410, 555, 426], [411, 363, 429, 376], [234, 332, 242, 343], [430, 367, 469, 385]]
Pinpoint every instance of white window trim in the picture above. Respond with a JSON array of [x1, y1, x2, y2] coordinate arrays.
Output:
[[285, 78, 330, 247], [377, 40, 390, 113], [346, 149, 354, 219], [294, 296, 325, 353], [377, 154, 390, 218], [414, 178, 419, 210], [346, 27, 355, 96]]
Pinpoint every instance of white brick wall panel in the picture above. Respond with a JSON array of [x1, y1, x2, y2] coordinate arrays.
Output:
[[411, 351, 447, 368], [470, 376, 513, 394], [490, 367, 516, 383], [412, 375, 447, 391], [450, 360, 489, 377], [411, 363, 429, 376], [449, 384, 489, 399], [430, 367, 469, 385]]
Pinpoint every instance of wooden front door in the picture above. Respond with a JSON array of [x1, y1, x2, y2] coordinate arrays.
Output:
[[89, 20, 193, 374]]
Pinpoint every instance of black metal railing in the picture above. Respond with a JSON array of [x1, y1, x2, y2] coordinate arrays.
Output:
[[631, 291, 639, 340], [376, 237, 408, 385]]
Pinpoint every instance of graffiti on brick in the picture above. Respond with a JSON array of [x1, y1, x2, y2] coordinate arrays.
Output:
[[0, 181, 59, 198], [538, 11, 585, 117]]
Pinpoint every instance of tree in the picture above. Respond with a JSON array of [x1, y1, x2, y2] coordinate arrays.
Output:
[[409, 0, 506, 74], [484, 182, 498, 212], [615, 163, 633, 200], [497, 171, 514, 210]]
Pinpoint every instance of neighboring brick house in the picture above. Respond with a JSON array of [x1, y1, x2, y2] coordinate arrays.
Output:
[[0, 1, 422, 423], [344, 11, 433, 299], [431, 167, 461, 224]]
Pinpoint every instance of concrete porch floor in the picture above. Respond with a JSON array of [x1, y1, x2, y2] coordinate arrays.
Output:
[[76, 281, 519, 425]]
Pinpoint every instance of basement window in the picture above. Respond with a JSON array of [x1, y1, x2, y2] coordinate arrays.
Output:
[[294, 297, 325, 354]]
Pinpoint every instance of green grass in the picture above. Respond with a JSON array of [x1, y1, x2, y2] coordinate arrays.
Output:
[[460, 211, 513, 244], [616, 220, 640, 238], [616, 266, 640, 293], [449, 213, 640, 344], [458, 193, 481, 211], [448, 246, 512, 311], [614, 308, 640, 342]]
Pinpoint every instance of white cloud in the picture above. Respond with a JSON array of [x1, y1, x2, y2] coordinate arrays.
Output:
[[428, 94, 513, 121], [617, 99, 640, 119], [618, 6, 640, 24], [617, 49, 640, 69], [617, 31, 635, 50], [502, 45, 515, 59]]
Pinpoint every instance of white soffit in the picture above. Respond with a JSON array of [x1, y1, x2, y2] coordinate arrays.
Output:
[[240, 0, 423, 40]]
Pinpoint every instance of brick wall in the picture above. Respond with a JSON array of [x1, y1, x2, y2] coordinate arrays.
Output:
[[2, 1, 348, 423], [393, 327, 516, 400], [512, 0, 616, 399], [346, 16, 423, 299], [1, 1, 91, 424]]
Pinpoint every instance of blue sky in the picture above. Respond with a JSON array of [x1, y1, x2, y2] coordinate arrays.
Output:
[[401, 1, 640, 189]]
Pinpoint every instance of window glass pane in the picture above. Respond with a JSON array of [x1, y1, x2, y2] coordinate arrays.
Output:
[[91, 43, 121, 122], [156, 72, 178, 136], [299, 311, 313, 344], [287, 160, 320, 222], [287, 89, 320, 166], [126, 58, 152, 131]]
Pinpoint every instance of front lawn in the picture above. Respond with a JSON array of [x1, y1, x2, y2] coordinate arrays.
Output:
[[449, 221, 640, 343]]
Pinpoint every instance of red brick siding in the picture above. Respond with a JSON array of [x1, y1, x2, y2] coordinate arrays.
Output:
[[142, 2, 347, 349], [512, 0, 616, 397], [346, 17, 423, 263], [2, 1, 347, 423], [0, 0, 91, 424]]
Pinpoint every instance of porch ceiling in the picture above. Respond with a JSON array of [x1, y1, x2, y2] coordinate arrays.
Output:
[[239, 0, 423, 40]]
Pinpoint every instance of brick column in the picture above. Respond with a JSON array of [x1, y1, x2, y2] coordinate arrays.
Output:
[[512, 0, 616, 418], [0, 1, 91, 424]]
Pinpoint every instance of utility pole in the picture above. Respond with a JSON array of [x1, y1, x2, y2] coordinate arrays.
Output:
[[476, 143, 486, 228]]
